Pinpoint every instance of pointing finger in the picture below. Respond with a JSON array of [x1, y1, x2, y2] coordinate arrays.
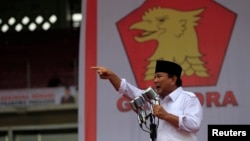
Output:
[[90, 66, 101, 70]]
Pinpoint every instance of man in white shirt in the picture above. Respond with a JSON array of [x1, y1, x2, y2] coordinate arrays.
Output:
[[91, 60, 203, 141]]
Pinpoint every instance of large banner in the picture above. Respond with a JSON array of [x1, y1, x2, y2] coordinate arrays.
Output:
[[0, 86, 76, 109], [78, 0, 250, 141]]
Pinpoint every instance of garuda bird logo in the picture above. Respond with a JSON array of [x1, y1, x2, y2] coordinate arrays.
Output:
[[129, 7, 209, 80]]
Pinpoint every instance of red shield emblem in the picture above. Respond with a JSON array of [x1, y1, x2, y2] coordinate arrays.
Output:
[[116, 0, 237, 88]]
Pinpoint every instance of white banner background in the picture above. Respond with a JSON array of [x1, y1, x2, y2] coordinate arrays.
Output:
[[78, 0, 250, 141]]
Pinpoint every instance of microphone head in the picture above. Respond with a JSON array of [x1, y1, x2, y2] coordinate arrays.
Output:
[[134, 96, 145, 108], [130, 100, 137, 111], [142, 87, 158, 102], [130, 96, 145, 111]]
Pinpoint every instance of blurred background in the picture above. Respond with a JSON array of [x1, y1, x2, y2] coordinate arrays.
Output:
[[0, 0, 81, 141]]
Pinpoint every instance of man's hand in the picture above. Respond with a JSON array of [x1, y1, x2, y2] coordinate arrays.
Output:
[[91, 66, 122, 91], [153, 104, 168, 120], [153, 104, 179, 128], [91, 66, 113, 79]]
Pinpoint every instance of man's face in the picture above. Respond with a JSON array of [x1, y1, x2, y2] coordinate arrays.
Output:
[[154, 72, 176, 98]]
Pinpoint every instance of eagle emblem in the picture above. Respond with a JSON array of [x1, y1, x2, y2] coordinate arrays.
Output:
[[129, 7, 209, 80]]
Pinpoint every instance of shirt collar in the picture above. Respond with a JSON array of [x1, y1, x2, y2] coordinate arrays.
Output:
[[162, 87, 183, 102]]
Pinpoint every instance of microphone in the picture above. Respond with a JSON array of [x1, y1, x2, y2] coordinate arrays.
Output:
[[130, 96, 147, 124], [142, 87, 160, 105], [142, 87, 160, 116], [130, 87, 160, 139]]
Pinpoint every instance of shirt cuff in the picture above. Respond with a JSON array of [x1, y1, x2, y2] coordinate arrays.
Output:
[[118, 78, 126, 95]]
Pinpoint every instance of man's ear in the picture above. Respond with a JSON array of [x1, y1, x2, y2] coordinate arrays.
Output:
[[171, 75, 177, 85]]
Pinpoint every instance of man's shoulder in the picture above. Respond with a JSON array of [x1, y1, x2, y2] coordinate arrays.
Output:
[[182, 90, 197, 98]]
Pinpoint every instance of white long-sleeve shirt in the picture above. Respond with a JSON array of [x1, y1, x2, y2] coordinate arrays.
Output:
[[118, 79, 203, 141]]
